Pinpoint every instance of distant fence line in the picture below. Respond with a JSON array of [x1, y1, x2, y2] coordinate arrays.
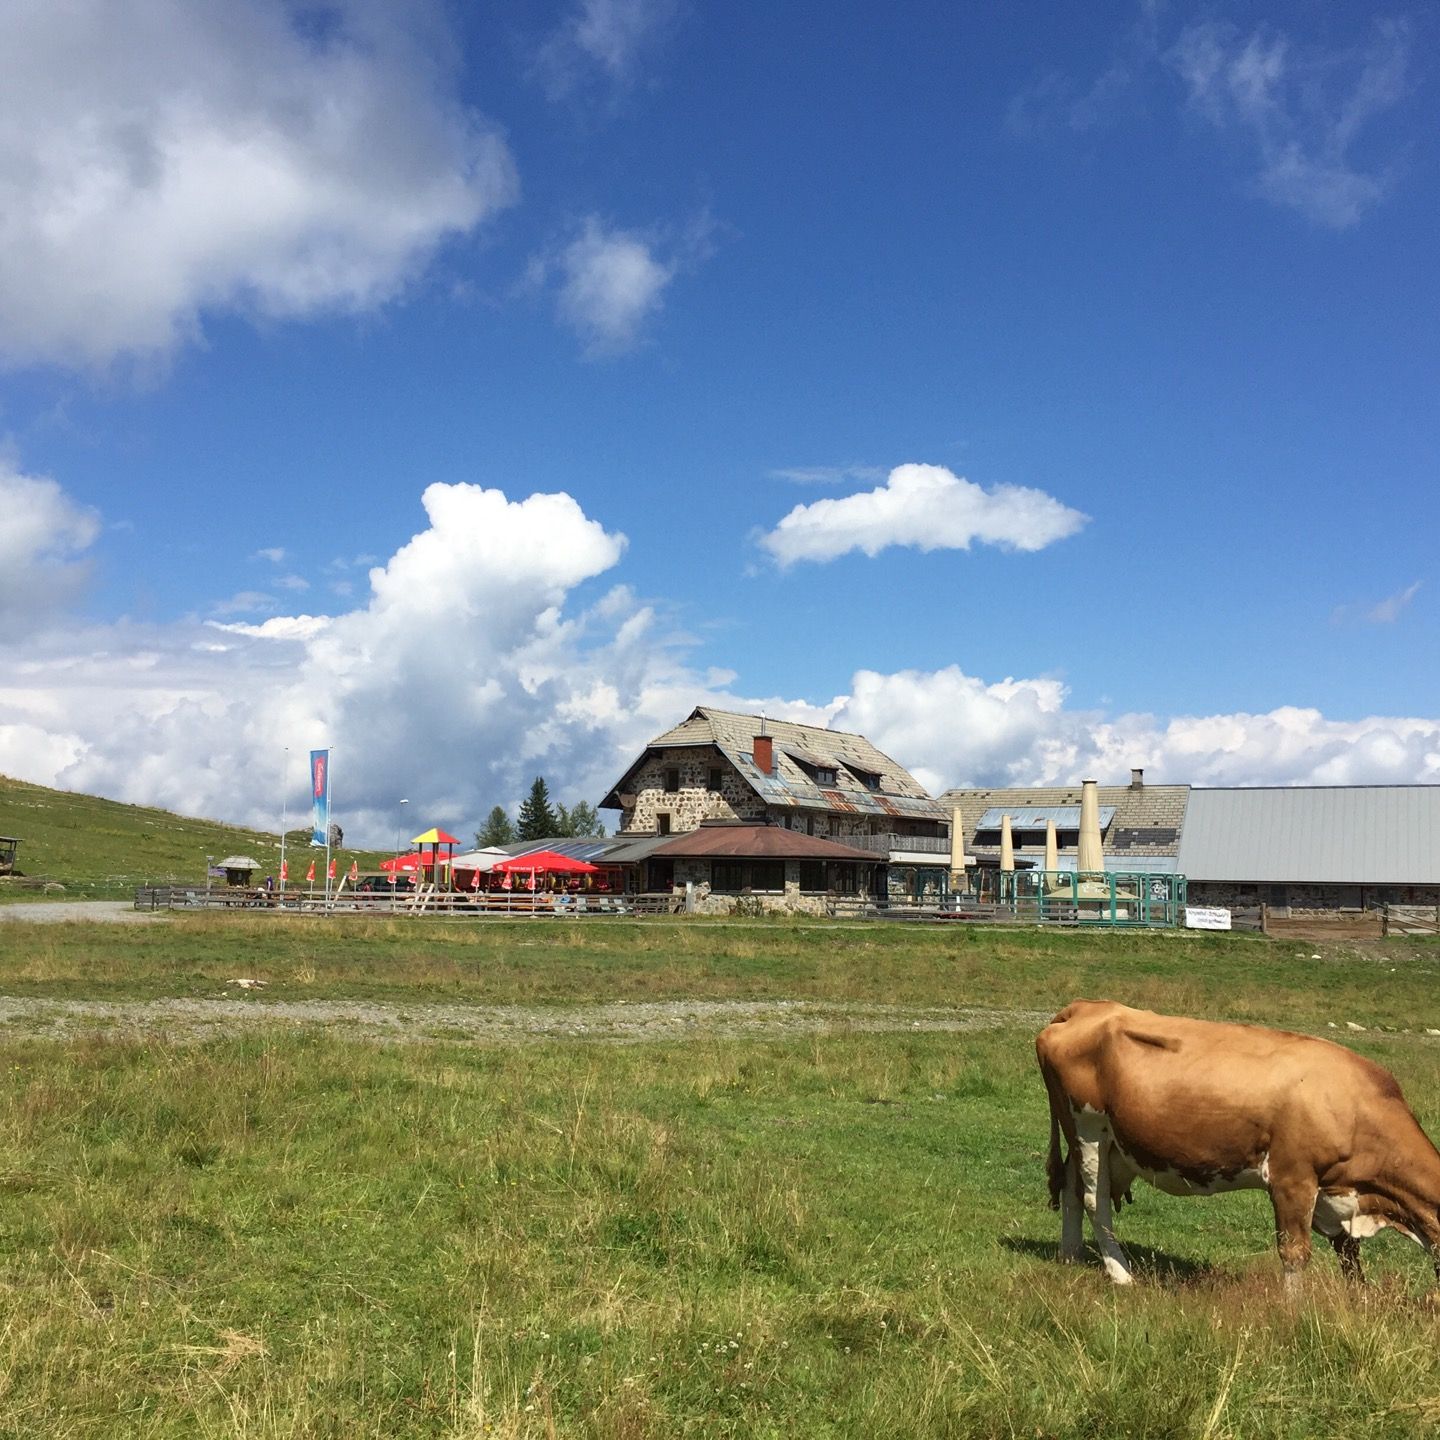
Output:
[[133, 885, 638, 918], [131, 886, 1440, 934]]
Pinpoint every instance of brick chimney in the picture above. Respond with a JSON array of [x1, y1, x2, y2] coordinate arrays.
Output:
[[754, 734, 774, 775], [1130, 767, 1144, 789]]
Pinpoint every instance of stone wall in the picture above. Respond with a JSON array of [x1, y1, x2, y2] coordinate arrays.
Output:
[[667, 857, 837, 917], [1188, 880, 1440, 912], [621, 747, 761, 833]]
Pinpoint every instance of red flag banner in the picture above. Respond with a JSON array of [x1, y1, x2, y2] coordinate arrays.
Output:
[[327, 859, 337, 880], [306, 861, 316, 883], [280, 860, 289, 882], [349, 860, 359, 881]]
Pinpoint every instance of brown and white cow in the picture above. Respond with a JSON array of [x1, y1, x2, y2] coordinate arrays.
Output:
[[1036, 999, 1440, 1289]]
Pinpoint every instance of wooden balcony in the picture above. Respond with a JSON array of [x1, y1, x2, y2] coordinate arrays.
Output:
[[838, 832, 952, 857]]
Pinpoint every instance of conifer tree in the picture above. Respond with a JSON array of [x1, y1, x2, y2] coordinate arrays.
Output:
[[515, 777, 559, 841]]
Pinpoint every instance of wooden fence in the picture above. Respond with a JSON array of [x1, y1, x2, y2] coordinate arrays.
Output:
[[1383, 904, 1440, 937], [133, 885, 634, 918]]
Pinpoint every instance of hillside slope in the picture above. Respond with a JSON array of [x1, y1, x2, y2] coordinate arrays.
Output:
[[0, 775, 384, 899]]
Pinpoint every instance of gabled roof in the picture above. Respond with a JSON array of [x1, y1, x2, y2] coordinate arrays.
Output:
[[650, 823, 879, 861], [602, 706, 947, 820], [1177, 786, 1440, 884]]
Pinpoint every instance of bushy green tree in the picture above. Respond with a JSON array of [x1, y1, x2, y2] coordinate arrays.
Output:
[[515, 777, 559, 841], [558, 800, 605, 837], [475, 805, 514, 848]]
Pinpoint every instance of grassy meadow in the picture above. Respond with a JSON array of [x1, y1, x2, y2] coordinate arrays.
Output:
[[0, 774, 389, 900], [1, 916, 1440, 1436]]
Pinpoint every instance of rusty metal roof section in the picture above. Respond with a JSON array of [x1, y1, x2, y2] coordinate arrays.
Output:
[[605, 705, 948, 820], [649, 823, 880, 861]]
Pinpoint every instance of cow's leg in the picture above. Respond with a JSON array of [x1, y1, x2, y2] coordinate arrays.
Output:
[[1076, 1129, 1133, 1285], [1269, 1177, 1319, 1295], [1059, 1145, 1084, 1262], [1329, 1232, 1364, 1283]]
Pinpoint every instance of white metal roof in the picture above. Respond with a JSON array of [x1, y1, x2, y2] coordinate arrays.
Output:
[[1177, 786, 1440, 884]]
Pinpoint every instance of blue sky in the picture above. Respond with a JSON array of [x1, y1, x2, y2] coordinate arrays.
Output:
[[1, 1, 1437, 843]]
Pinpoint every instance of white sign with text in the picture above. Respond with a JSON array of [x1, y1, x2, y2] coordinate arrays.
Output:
[[1185, 906, 1232, 931]]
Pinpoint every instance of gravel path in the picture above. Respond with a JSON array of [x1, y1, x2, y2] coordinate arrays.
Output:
[[0, 995, 1049, 1046], [0, 902, 1043, 1045], [0, 900, 162, 924]]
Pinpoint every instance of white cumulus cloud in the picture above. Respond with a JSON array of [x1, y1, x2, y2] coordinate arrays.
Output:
[[0, 0, 518, 369], [1, 475, 1436, 845], [758, 463, 1088, 566], [0, 462, 102, 621], [832, 668, 1440, 794], [543, 216, 677, 355]]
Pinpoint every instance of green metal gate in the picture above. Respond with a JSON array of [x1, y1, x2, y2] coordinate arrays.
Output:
[[998, 869, 1187, 927]]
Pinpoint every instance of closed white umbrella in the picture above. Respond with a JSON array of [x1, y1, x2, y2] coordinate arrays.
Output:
[[949, 806, 967, 890], [1077, 780, 1104, 874], [999, 814, 1014, 872]]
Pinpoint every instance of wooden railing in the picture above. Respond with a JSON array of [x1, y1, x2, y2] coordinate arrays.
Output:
[[831, 832, 952, 856], [133, 886, 634, 917]]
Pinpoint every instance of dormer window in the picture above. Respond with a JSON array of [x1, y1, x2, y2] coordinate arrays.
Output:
[[813, 766, 837, 786]]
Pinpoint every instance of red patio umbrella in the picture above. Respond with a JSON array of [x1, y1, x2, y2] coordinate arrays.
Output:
[[493, 850, 600, 875], [380, 852, 448, 872]]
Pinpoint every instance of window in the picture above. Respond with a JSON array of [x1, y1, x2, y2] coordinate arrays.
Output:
[[656, 813, 671, 835], [814, 767, 837, 786], [806, 816, 815, 836], [710, 860, 785, 892], [664, 768, 680, 792], [798, 861, 825, 891], [708, 767, 723, 791]]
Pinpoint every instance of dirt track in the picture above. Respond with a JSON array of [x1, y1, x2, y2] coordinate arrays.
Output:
[[0, 995, 1050, 1046]]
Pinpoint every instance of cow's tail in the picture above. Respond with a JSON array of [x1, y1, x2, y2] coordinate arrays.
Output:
[[1042, 1066, 1066, 1212]]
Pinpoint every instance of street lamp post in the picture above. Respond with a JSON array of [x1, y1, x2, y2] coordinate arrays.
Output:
[[394, 799, 409, 912]]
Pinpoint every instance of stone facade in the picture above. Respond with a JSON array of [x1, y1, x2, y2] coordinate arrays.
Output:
[[622, 747, 760, 834], [1188, 880, 1440, 913], [605, 707, 951, 915], [666, 856, 834, 916]]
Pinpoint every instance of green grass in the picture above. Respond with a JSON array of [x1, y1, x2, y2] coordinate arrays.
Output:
[[3, 923, 1440, 1435], [1, 913, 1437, 1031], [0, 773, 389, 900]]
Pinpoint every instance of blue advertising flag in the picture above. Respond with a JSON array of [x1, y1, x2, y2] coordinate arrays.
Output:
[[309, 749, 330, 845]]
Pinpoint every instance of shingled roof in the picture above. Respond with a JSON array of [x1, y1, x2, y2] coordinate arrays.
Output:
[[650, 823, 879, 861], [602, 706, 947, 821], [939, 781, 1191, 862]]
